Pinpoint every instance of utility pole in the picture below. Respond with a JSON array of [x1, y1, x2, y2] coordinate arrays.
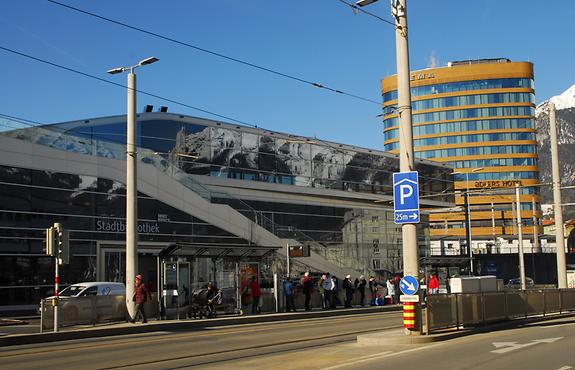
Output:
[[394, 0, 420, 336], [393, 0, 418, 283], [464, 192, 473, 275], [515, 186, 526, 290], [491, 201, 496, 251], [549, 102, 567, 288], [531, 196, 538, 282], [356, 0, 417, 335]]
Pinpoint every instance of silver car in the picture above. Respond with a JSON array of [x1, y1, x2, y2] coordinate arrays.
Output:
[[40, 282, 126, 326]]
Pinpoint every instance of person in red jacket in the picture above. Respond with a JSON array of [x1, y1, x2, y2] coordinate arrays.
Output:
[[131, 274, 149, 323], [250, 276, 261, 314], [428, 272, 439, 295]]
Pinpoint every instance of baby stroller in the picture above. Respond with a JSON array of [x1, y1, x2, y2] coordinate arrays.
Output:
[[188, 287, 222, 319]]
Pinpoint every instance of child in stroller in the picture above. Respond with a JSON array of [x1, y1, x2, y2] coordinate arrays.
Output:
[[188, 282, 222, 319]]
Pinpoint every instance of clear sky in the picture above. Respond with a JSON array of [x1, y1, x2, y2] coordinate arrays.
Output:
[[1, 0, 574, 150]]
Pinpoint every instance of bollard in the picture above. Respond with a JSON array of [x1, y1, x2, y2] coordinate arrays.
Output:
[[403, 302, 415, 329]]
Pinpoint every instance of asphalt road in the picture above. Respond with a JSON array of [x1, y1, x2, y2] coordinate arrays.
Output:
[[0, 311, 403, 369], [349, 317, 575, 370]]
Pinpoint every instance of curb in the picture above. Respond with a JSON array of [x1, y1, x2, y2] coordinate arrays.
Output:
[[0, 319, 28, 327], [0, 305, 402, 347]]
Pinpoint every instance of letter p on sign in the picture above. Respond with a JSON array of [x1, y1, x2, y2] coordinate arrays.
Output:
[[399, 184, 413, 205]]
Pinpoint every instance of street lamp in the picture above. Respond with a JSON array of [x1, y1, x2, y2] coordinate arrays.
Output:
[[107, 56, 159, 320], [452, 167, 483, 275]]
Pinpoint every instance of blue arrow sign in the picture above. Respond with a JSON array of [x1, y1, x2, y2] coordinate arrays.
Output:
[[393, 171, 420, 224], [400, 275, 419, 295]]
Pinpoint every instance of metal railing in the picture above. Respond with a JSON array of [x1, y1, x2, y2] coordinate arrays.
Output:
[[424, 289, 575, 334], [40, 295, 128, 332]]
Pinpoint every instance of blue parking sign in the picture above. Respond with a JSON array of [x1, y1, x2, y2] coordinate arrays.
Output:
[[393, 171, 420, 224]]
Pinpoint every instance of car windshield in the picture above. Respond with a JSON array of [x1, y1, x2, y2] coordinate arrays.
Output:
[[58, 285, 87, 297]]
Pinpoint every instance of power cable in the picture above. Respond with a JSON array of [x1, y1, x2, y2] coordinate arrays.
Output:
[[46, 0, 381, 106], [335, 0, 396, 27], [0, 45, 255, 127]]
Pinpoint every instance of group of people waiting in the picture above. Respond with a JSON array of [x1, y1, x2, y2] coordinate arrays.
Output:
[[281, 272, 403, 312]]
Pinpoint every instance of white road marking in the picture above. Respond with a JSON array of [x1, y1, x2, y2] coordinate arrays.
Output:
[[321, 343, 444, 370], [491, 337, 563, 354], [556, 366, 572, 370]]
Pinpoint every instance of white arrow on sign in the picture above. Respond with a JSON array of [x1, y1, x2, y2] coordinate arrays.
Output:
[[401, 281, 415, 292], [491, 337, 563, 354], [409, 213, 417, 219]]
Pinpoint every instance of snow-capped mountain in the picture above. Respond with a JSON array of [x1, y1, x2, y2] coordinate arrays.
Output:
[[536, 83, 575, 114], [536, 83, 575, 219]]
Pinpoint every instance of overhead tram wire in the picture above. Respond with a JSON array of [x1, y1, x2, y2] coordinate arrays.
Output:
[[46, 0, 381, 106], [0, 46, 255, 128], [335, 0, 397, 27]]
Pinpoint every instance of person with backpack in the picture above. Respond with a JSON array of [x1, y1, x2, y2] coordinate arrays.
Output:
[[283, 277, 296, 312]]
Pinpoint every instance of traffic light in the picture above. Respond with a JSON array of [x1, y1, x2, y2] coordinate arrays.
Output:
[[46, 223, 70, 265]]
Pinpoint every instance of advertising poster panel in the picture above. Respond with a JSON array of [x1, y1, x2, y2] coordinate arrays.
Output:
[[240, 262, 259, 306]]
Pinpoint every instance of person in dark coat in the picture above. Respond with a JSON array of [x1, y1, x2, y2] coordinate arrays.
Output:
[[356, 275, 367, 306], [301, 272, 314, 311], [368, 276, 378, 306], [131, 274, 148, 323], [250, 276, 261, 314], [331, 275, 340, 308], [343, 274, 354, 308]]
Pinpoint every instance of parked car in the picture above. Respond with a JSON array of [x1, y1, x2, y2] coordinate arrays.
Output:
[[506, 277, 535, 289], [40, 282, 126, 324]]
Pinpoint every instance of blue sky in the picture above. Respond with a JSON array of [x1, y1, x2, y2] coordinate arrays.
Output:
[[1, 0, 574, 150]]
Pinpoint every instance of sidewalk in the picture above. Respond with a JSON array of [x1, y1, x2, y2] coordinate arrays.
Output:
[[0, 305, 401, 347]]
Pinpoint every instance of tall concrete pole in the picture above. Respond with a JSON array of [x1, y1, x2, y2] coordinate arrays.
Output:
[[549, 102, 567, 288], [394, 0, 418, 283], [126, 71, 138, 319], [464, 172, 473, 275], [393, 0, 420, 336], [491, 201, 496, 248], [515, 186, 526, 290], [464, 191, 473, 275], [532, 197, 539, 254]]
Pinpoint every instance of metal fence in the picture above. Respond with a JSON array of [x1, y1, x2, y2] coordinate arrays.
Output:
[[40, 295, 127, 332], [424, 289, 575, 334]]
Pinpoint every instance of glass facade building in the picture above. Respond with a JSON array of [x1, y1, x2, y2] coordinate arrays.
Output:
[[381, 59, 540, 240], [0, 112, 452, 310]]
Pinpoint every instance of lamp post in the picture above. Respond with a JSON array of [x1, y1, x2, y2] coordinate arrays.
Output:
[[107, 56, 159, 320], [452, 168, 483, 275]]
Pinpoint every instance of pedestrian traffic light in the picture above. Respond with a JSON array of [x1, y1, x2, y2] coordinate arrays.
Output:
[[45, 227, 57, 257]]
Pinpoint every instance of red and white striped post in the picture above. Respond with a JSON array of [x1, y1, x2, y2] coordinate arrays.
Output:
[[53, 222, 61, 332], [403, 302, 415, 329]]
